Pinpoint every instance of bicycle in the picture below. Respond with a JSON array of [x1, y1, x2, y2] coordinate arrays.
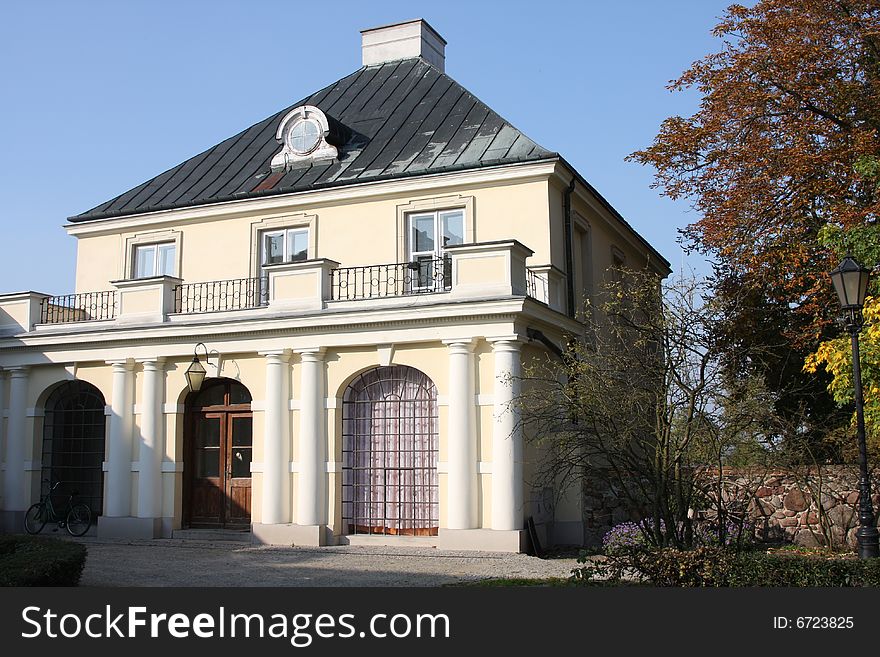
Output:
[[24, 480, 92, 537]]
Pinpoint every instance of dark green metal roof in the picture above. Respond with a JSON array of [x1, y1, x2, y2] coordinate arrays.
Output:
[[71, 58, 555, 222]]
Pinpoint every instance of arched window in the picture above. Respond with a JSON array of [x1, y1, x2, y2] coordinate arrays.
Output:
[[41, 381, 106, 515], [342, 366, 438, 536]]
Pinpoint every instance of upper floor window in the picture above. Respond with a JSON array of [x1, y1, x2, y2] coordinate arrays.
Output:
[[408, 209, 463, 291], [262, 228, 309, 266], [133, 242, 176, 278], [288, 119, 322, 155], [408, 210, 464, 261]]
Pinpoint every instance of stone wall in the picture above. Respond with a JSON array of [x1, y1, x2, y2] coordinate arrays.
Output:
[[581, 476, 635, 547], [725, 468, 880, 549], [577, 467, 880, 550]]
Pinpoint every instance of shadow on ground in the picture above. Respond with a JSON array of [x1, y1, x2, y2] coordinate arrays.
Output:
[[69, 538, 579, 587]]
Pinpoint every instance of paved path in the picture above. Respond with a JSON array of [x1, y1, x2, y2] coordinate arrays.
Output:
[[74, 538, 579, 587]]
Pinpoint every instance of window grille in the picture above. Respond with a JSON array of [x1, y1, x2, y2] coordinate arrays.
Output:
[[342, 366, 439, 536]]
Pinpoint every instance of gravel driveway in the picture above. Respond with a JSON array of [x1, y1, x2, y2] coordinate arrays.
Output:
[[74, 538, 579, 587]]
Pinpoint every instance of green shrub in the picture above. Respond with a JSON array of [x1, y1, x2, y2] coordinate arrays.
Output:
[[0, 534, 87, 586], [727, 553, 880, 587], [634, 547, 736, 587], [862, 555, 880, 585], [573, 546, 880, 587]]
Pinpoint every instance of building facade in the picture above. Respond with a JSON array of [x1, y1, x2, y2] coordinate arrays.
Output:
[[0, 20, 668, 551]]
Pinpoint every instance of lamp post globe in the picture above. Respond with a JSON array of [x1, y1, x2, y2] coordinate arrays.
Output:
[[830, 256, 879, 559], [829, 256, 871, 310]]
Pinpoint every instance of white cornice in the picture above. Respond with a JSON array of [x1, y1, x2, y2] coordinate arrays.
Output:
[[0, 297, 525, 350], [0, 296, 581, 365], [65, 160, 559, 237]]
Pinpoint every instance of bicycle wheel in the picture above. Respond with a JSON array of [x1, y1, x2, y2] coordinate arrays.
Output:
[[24, 503, 47, 534], [65, 503, 92, 537]]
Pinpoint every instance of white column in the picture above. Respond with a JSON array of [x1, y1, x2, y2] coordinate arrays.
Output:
[[137, 358, 165, 519], [3, 367, 29, 511], [296, 348, 326, 527], [105, 359, 134, 517], [490, 338, 523, 531], [262, 350, 291, 525], [444, 339, 477, 529]]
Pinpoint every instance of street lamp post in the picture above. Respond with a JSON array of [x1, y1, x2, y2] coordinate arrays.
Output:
[[829, 256, 880, 559]]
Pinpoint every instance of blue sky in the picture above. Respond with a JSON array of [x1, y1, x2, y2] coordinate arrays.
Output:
[[0, 0, 733, 293]]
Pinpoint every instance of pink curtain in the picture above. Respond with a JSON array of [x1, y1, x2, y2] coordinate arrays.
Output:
[[343, 366, 438, 534]]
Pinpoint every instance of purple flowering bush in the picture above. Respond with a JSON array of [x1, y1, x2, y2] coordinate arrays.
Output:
[[694, 518, 754, 548], [574, 516, 759, 585], [602, 522, 647, 555], [599, 516, 753, 557]]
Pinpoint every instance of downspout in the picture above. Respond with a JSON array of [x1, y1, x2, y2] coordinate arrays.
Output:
[[563, 177, 576, 318]]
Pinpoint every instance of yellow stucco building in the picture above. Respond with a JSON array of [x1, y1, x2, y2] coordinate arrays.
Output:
[[0, 20, 668, 551]]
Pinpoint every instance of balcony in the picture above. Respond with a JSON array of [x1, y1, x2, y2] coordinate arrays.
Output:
[[174, 277, 268, 314], [40, 291, 117, 324], [330, 258, 450, 301], [0, 240, 567, 333]]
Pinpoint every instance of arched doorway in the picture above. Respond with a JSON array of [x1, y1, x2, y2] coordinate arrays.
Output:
[[41, 380, 106, 516], [342, 365, 438, 536], [184, 378, 252, 528]]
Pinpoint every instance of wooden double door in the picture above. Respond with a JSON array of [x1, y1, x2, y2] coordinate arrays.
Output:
[[185, 380, 253, 528]]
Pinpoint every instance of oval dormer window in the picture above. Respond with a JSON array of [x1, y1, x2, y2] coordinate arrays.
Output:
[[288, 118, 321, 155], [270, 105, 346, 171]]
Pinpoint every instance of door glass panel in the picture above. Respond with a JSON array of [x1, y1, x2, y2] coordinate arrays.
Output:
[[231, 448, 252, 478], [229, 382, 252, 405], [413, 256, 435, 289], [134, 245, 156, 278], [441, 211, 464, 247], [197, 448, 220, 478], [194, 384, 225, 408], [264, 232, 284, 265], [411, 215, 435, 253], [231, 417, 253, 446], [197, 417, 221, 447], [195, 416, 221, 478], [230, 417, 252, 478], [287, 229, 309, 262], [158, 243, 176, 276]]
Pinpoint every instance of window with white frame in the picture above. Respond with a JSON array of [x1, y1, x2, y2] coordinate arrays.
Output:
[[407, 209, 464, 289], [261, 228, 309, 267], [132, 242, 176, 278]]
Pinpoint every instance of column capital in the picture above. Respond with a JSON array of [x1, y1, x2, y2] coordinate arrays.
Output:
[[136, 357, 167, 370], [295, 347, 326, 362], [260, 349, 292, 362], [442, 338, 477, 353], [106, 358, 135, 371], [6, 365, 30, 378], [487, 335, 525, 351]]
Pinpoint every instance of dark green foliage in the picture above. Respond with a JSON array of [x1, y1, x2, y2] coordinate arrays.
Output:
[[573, 547, 880, 587], [0, 534, 87, 586], [448, 578, 576, 587]]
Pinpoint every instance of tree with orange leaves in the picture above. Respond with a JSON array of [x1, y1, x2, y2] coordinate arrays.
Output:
[[633, 0, 880, 328], [631, 1, 880, 454]]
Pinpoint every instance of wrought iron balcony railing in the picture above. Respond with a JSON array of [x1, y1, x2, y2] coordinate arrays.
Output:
[[330, 258, 451, 301], [39, 291, 117, 324], [526, 269, 549, 304], [173, 276, 268, 314]]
